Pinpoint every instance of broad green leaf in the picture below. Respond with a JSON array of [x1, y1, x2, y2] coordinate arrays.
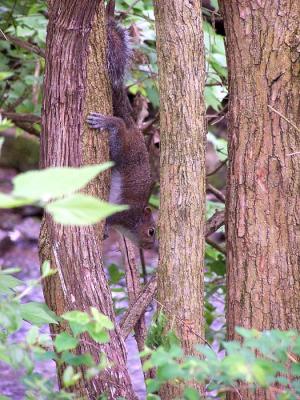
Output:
[[12, 163, 113, 201], [184, 387, 200, 400], [54, 332, 78, 353], [146, 378, 161, 394], [46, 194, 127, 226], [62, 310, 90, 326], [0, 273, 22, 294], [61, 352, 94, 367], [20, 302, 59, 326], [252, 363, 268, 387], [0, 193, 33, 209], [86, 324, 110, 344], [26, 326, 39, 345], [90, 307, 114, 330], [0, 72, 13, 80], [62, 365, 81, 388], [108, 264, 124, 284], [41, 260, 56, 277]]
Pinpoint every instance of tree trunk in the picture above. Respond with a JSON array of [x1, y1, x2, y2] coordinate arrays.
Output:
[[219, 1, 300, 399], [153, 1, 206, 398], [40, 1, 136, 398]]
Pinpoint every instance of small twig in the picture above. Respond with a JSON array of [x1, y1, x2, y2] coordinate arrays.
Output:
[[139, 248, 147, 284], [119, 235, 150, 379], [287, 151, 300, 156], [7, 87, 31, 111], [9, 121, 40, 137], [120, 210, 226, 338], [1, 111, 41, 124], [207, 158, 227, 177], [268, 105, 300, 134], [0, 28, 8, 40], [155, 298, 213, 349], [32, 59, 41, 106], [0, 32, 45, 58], [207, 183, 226, 203], [126, 76, 150, 90], [206, 237, 226, 255], [120, 275, 157, 340], [205, 210, 225, 237], [0, 129, 39, 142], [119, 0, 141, 18]]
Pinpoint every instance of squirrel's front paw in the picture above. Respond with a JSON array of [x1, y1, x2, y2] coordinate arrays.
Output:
[[87, 112, 106, 130]]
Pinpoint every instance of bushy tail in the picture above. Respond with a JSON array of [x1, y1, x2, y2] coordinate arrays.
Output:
[[106, 0, 134, 127]]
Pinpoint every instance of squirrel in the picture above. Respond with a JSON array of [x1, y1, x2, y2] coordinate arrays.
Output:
[[87, 0, 156, 250]]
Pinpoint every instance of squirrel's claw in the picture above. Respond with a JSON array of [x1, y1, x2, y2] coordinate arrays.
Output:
[[87, 113, 105, 130]]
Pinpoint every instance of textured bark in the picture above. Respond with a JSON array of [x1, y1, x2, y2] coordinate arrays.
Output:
[[154, 1, 206, 398], [219, 1, 300, 399], [40, 1, 136, 398]]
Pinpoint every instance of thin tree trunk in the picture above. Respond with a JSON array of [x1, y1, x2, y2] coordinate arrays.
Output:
[[153, 1, 206, 398], [219, 1, 300, 399], [40, 1, 136, 398]]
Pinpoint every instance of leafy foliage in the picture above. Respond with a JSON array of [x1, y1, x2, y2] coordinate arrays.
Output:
[[0, 164, 128, 225], [145, 329, 300, 399], [0, 266, 113, 399]]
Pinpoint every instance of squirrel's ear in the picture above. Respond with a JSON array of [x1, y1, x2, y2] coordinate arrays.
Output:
[[143, 206, 152, 216]]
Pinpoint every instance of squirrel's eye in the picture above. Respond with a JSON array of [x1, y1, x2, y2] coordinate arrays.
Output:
[[148, 228, 155, 237]]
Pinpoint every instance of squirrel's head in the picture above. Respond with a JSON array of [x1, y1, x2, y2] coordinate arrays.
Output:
[[135, 206, 156, 250]]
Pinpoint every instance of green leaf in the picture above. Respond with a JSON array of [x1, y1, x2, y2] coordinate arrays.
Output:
[[26, 326, 39, 345], [12, 164, 113, 201], [61, 352, 94, 367], [108, 264, 124, 284], [0, 273, 22, 294], [146, 378, 161, 394], [62, 311, 90, 325], [0, 72, 13, 80], [62, 365, 81, 388], [20, 302, 59, 326], [86, 324, 110, 344], [46, 194, 127, 225], [0, 193, 33, 209], [54, 332, 78, 353], [41, 260, 56, 277], [90, 307, 114, 330], [184, 387, 200, 400]]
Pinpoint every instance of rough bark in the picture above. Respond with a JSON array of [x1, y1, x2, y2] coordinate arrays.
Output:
[[153, 1, 206, 398], [40, 1, 136, 398], [219, 1, 300, 399]]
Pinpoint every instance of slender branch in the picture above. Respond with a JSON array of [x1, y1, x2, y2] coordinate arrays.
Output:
[[120, 210, 226, 338], [119, 236, 150, 378], [139, 248, 147, 284], [268, 105, 300, 134], [7, 88, 31, 111], [207, 183, 226, 203], [205, 210, 225, 237], [1, 111, 41, 124], [0, 129, 39, 142], [206, 237, 226, 255], [11, 121, 40, 137], [0, 32, 45, 58], [207, 158, 227, 177], [154, 298, 212, 348], [120, 0, 142, 18]]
